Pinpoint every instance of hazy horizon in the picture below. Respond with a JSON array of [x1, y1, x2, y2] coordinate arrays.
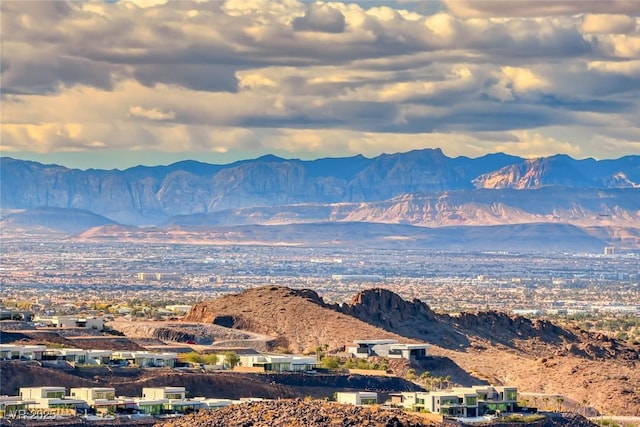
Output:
[[3, 147, 638, 171]]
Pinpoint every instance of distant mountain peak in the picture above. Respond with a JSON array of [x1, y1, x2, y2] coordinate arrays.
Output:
[[256, 154, 287, 162], [1, 150, 638, 240]]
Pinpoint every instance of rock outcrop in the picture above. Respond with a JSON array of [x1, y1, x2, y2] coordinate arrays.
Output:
[[156, 399, 438, 427], [184, 286, 407, 353]]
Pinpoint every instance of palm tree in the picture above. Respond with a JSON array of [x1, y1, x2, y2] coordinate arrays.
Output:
[[556, 397, 564, 412], [419, 371, 431, 387], [444, 375, 452, 389], [532, 396, 540, 409]]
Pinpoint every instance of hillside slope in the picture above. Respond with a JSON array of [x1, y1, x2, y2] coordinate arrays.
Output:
[[184, 286, 409, 353], [185, 286, 640, 416], [156, 400, 599, 427]]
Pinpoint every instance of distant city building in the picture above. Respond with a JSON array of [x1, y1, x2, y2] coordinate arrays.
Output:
[[604, 246, 616, 255], [136, 272, 181, 281], [512, 309, 542, 317], [331, 275, 384, 283], [165, 305, 192, 315]]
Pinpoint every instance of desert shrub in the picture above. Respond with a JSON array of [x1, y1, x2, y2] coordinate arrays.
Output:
[[180, 352, 203, 364]]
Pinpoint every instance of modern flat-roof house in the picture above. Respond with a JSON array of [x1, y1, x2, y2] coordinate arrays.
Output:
[[140, 387, 204, 414], [142, 387, 186, 401], [387, 343, 428, 360], [19, 387, 87, 415], [192, 398, 234, 410], [336, 392, 378, 406], [394, 386, 518, 418], [3, 345, 178, 368], [85, 350, 113, 365], [112, 351, 178, 368], [42, 348, 87, 364], [472, 385, 518, 413], [0, 344, 46, 361], [0, 396, 37, 418], [346, 340, 428, 360], [34, 315, 105, 330], [69, 387, 135, 415], [424, 390, 479, 417], [346, 340, 398, 358], [133, 397, 168, 415], [238, 354, 317, 372], [7, 386, 236, 418]]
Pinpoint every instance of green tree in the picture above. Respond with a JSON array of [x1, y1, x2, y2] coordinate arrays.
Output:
[[181, 352, 203, 364], [321, 356, 340, 370], [406, 369, 417, 381], [202, 353, 218, 365], [222, 352, 240, 368]]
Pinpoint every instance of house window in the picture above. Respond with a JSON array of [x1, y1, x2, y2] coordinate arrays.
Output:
[[95, 391, 115, 400], [465, 397, 477, 406], [506, 391, 517, 401], [46, 391, 65, 399], [165, 393, 183, 399], [360, 398, 377, 405]]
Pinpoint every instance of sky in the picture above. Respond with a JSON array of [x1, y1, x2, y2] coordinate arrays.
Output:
[[1, 0, 640, 169]]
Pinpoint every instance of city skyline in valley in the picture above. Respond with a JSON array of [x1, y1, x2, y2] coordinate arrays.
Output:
[[2, 0, 639, 169]]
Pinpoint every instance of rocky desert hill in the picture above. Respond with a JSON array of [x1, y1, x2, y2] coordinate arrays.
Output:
[[156, 399, 600, 427], [341, 289, 640, 415], [185, 286, 640, 416], [184, 286, 408, 353], [157, 399, 440, 427], [106, 321, 271, 349]]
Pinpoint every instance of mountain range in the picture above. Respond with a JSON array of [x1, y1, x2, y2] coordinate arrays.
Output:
[[1, 149, 639, 251]]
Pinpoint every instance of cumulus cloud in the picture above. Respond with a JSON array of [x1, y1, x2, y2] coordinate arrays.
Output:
[[444, 0, 640, 18], [129, 106, 176, 121], [581, 14, 637, 34], [1, 0, 639, 165], [292, 3, 346, 33]]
